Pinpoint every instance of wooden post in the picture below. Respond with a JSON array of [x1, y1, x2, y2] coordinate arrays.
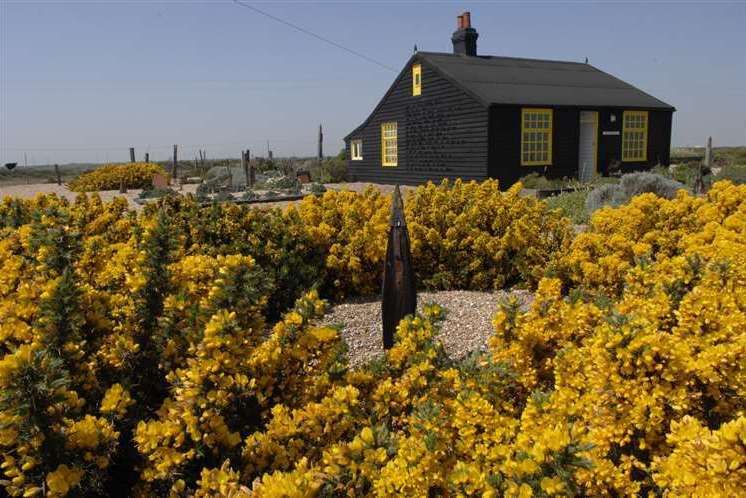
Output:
[[318, 124, 323, 166], [54, 164, 62, 185], [694, 136, 711, 195], [172, 145, 178, 184], [129, 147, 136, 163], [381, 185, 416, 349], [145, 152, 149, 163], [241, 150, 249, 189], [248, 150, 255, 188]]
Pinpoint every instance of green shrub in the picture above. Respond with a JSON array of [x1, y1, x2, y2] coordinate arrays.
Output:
[[717, 164, 746, 185], [138, 187, 177, 200], [586, 172, 685, 214], [310, 149, 348, 183], [620, 171, 685, 198], [264, 175, 300, 190], [518, 173, 572, 190], [241, 190, 259, 201], [309, 182, 327, 196], [213, 191, 235, 202], [652, 163, 704, 187], [545, 190, 590, 224]]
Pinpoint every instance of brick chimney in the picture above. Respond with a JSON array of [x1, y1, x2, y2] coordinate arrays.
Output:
[[451, 11, 478, 56]]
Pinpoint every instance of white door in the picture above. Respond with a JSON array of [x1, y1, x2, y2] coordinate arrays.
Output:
[[578, 111, 598, 182]]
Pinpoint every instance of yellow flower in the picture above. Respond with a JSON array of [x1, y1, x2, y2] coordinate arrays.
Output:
[[46, 465, 84, 497]]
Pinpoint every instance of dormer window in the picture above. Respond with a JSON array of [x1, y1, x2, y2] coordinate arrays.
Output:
[[412, 64, 422, 96]]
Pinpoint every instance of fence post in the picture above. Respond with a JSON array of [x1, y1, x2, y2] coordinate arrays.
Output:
[[694, 136, 711, 195], [54, 164, 62, 186], [248, 150, 255, 187], [318, 124, 323, 167], [145, 152, 149, 163], [172, 145, 178, 184], [241, 150, 250, 189], [129, 147, 136, 163], [381, 185, 416, 349]]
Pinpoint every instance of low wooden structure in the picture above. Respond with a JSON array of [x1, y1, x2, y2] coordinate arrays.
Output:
[[344, 11, 675, 187]]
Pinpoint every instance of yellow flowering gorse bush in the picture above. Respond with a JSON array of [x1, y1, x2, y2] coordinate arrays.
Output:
[[68, 162, 166, 192], [0, 180, 743, 496]]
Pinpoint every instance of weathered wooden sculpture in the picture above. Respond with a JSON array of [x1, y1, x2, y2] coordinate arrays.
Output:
[[382, 185, 416, 349]]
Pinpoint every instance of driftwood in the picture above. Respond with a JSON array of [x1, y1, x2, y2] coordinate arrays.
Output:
[[381, 185, 416, 349]]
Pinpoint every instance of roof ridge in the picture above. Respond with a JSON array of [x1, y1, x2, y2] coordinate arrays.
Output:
[[418, 51, 588, 66]]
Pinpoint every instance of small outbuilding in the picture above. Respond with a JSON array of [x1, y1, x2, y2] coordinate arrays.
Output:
[[344, 12, 675, 187]]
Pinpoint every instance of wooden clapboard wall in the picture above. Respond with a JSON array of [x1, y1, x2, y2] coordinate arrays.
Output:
[[346, 56, 489, 185]]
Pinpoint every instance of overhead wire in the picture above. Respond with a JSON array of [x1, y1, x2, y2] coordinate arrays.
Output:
[[230, 0, 397, 73]]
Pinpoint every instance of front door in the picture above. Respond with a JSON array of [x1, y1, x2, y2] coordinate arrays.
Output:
[[578, 111, 598, 181]]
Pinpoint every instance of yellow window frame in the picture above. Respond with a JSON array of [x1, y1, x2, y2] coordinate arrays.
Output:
[[412, 64, 422, 96], [622, 110, 648, 162], [351, 139, 363, 160], [381, 122, 398, 167], [521, 108, 553, 166]]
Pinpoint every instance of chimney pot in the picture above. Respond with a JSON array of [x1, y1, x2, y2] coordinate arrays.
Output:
[[451, 11, 478, 56]]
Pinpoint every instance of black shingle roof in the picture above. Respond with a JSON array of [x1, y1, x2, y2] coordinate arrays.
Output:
[[418, 52, 675, 110]]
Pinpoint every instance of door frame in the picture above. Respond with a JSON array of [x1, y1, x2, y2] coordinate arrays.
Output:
[[578, 110, 599, 179]]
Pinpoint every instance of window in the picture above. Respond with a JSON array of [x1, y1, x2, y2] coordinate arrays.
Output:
[[412, 64, 422, 96], [351, 139, 363, 160], [622, 111, 648, 162], [381, 122, 398, 167], [521, 108, 553, 166]]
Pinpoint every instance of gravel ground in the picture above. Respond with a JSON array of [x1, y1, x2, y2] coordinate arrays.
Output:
[[322, 289, 533, 367]]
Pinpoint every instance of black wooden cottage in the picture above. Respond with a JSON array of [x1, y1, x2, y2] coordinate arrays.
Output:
[[344, 12, 675, 187]]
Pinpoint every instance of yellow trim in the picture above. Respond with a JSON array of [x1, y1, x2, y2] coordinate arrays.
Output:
[[622, 110, 648, 162], [351, 139, 363, 161], [520, 108, 553, 166], [381, 122, 398, 167], [412, 64, 422, 96]]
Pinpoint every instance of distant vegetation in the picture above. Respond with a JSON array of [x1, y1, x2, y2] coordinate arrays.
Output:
[[0, 163, 98, 186], [1, 149, 350, 188]]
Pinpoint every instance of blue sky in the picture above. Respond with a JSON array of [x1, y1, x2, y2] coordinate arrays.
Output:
[[1, 0, 745, 165]]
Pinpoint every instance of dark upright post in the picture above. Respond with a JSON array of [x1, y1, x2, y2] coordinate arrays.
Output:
[[129, 147, 135, 163], [382, 185, 416, 349], [318, 124, 323, 166], [54, 164, 61, 185], [248, 149, 255, 187], [694, 136, 711, 195], [172, 144, 178, 183], [145, 152, 150, 163], [242, 150, 250, 189]]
